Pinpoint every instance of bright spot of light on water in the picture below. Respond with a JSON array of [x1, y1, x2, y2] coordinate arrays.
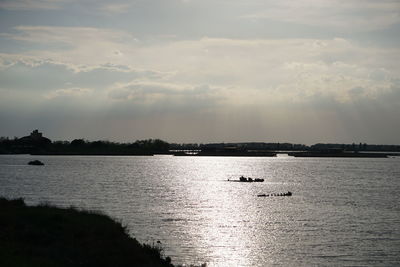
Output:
[[176, 157, 281, 266]]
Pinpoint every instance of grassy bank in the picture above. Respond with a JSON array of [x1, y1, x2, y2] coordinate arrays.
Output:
[[0, 197, 173, 267]]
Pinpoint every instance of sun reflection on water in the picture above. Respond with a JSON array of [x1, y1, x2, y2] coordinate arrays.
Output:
[[180, 157, 280, 266]]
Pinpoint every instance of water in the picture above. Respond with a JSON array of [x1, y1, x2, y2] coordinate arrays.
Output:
[[0, 154, 399, 266]]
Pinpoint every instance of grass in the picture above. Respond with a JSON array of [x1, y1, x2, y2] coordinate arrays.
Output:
[[0, 197, 174, 267]]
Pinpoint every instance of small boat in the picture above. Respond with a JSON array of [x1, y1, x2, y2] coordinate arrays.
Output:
[[258, 191, 292, 197], [28, 160, 44, 166], [228, 176, 264, 182]]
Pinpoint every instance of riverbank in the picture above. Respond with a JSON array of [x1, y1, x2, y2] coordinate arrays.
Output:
[[287, 151, 388, 158], [0, 197, 174, 267]]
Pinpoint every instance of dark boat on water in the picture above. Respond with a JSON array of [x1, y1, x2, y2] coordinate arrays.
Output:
[[257, 191, 292, 197], [228, 176, 264, 182], [28, 160, 44, 166]]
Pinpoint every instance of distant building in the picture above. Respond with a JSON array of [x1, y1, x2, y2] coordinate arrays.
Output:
[[29, 130, 43, 140], [19, 130, 51, 145]]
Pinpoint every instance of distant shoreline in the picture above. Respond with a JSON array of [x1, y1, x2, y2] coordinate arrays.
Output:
[[1, 130, 399, 157], [1, 152, 395, 158]]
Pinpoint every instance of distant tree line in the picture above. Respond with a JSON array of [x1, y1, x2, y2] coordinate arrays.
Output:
[[0, 137, 170, 155], [309, 142, 400, 152], [170, 142, 400, 152], [1, 135, 400, 155], [169, 142, 309, 151]]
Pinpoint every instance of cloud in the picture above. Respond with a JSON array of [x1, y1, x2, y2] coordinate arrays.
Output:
[[241, 0, 400, 31], [98, 3, 132, 14], [1, 26, 138, 67], [108, 80, 225, 112], [279, 60, 394, 103], [134, 37, 399, 105], [0, 0, 69, 10], [44, 87, 93, 99], [2, 30, 400, 106], [0, 53, 169, 94], [9, 25, 131, 45]]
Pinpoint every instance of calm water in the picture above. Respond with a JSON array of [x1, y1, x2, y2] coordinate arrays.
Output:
[[0, 154, 399, 266]]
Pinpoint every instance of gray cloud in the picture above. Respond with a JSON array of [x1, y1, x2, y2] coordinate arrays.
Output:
[[0, 0, 69, 10], [0, 55, 164, 93]]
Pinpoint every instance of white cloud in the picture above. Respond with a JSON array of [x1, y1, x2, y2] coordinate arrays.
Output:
[[2, 26, 400, 106], [44, 87, 93, 99], [279, 60, 393, 103], [2, 26, 137, 68], [127, 37, 399, 104], [108, 80, 225, 111], [241, 0, 400, 31], [98, 3, 132, 14], [0, 52, 148, 74]]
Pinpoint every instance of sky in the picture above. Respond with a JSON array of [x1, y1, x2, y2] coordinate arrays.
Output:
[[0, 0, 399, 144]]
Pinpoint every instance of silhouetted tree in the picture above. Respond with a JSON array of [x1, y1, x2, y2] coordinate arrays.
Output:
[[71, 139, 86, 146]]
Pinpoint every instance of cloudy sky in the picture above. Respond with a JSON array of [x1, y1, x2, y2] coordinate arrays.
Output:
[[0, 0, 399, 144]]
